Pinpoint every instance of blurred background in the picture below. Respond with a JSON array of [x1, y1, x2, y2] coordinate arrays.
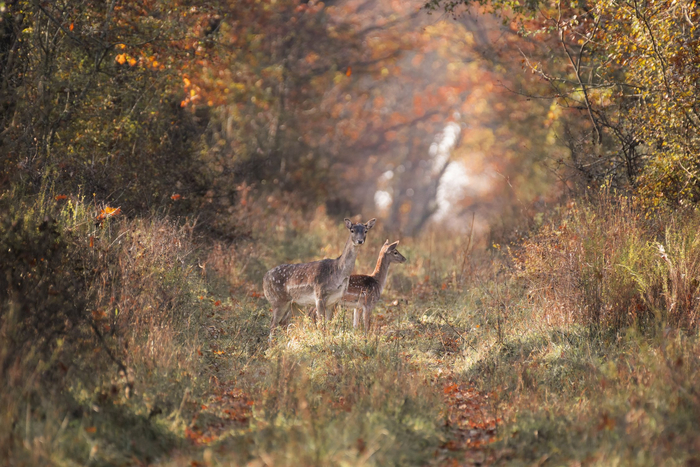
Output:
[[1, 0, 574, 244], [3, 1, 700, 464]]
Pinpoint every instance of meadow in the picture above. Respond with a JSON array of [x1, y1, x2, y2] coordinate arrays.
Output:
[[3, 0, 700, 464], [3, 189, 700, 466]]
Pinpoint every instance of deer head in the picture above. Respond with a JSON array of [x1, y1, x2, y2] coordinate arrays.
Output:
[[383, 239, 407, 263], [344, 218, 376, 246]]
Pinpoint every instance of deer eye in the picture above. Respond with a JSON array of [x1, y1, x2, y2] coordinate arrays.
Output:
[[350, 229, 355, 233]]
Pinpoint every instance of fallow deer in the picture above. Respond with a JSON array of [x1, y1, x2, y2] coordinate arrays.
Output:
[[343, 240, 406, 330], [263, 218, 376, 335]]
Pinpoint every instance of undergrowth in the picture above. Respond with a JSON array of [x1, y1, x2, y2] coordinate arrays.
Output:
[[4, 191, 700, 466], [0, 189, 211, 464]]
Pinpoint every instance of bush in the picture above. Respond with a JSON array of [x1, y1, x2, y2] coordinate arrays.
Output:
[[517, 194, 700, 334], [0, 191, 209, 464]]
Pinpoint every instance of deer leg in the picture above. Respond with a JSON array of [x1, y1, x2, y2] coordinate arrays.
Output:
[[324, 300, 334, 322], [279, 305, 293, 327], [353, 308, 360, 328], [314, 304, 324, 324], [315, 297, 332, 324], [270, 302, 291, 335], [363, 304, 371, 332], [308, 307, 318, 323]]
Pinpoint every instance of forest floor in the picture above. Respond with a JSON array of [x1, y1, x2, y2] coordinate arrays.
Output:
[[161, 289, 502, 466], [5, 201, 700, 466]]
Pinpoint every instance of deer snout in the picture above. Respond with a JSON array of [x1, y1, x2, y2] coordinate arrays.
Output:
[[357, 239, 364, 244]]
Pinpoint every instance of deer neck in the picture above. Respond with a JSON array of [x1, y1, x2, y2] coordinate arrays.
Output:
[[336, 235, 359, 277], [371, 250, 392, 293]]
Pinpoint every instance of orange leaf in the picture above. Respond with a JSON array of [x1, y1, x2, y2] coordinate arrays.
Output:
[[115, 54, 126, 65], [97, 206, 121, 221], [85, 426, 97, 433], [171, 193, 182, 200], [89, 236, 94, 248], [443, 383, 458, 394], [346, 66, 352, 77], [214, 300, 221, 306], [69, 23, 74, 31], [55, 194, 68, 201]]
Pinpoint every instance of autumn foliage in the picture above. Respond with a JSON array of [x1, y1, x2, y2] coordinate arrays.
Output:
[[3, 0, 700, 465]]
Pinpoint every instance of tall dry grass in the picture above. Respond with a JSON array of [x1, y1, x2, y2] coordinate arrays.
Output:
[[517, 195, 700, 334], [0, 190, 211, 464]]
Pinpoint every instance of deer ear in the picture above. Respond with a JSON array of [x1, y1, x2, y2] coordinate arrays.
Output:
[[344, 218, 353, 230], [384, 239, 389, 245], [388, 241, 399, 250], [365, 218, 376, 230]]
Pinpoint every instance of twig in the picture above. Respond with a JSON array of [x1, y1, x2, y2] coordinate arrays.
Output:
[[434, 309, 477, 351], [559, 16, 603, 145], [89, 319, 127, 375]]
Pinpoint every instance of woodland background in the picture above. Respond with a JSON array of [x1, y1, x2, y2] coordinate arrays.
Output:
[[1, 0, 700, 465]]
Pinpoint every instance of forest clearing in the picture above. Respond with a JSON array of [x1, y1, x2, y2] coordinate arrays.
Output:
[[2, 0, 700, 465]]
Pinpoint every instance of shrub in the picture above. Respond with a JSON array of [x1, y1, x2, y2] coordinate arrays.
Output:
[[517, 195, 700, 334], [0, 191, 209, 463]]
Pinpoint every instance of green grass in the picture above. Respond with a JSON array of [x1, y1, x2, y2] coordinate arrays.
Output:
[[4, 193, 700, 465]]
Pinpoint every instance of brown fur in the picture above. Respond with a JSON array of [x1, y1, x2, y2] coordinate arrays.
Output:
[[263, 218, 376, 336], [310, 240, 406, 331]]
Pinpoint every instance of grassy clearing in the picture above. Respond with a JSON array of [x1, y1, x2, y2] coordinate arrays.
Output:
[[4, 192, 700, 465]]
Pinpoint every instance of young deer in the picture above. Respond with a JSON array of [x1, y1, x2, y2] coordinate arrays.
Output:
[[344, 240, 406, 330], [263, 218, 376, 335]]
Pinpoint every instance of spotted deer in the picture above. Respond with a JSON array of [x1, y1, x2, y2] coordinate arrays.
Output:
[[343, 240, 406, 330], [263, 218, 376, 335]]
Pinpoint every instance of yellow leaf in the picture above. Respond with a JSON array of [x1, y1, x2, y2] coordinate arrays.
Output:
[[115, 54, 126, 65]]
